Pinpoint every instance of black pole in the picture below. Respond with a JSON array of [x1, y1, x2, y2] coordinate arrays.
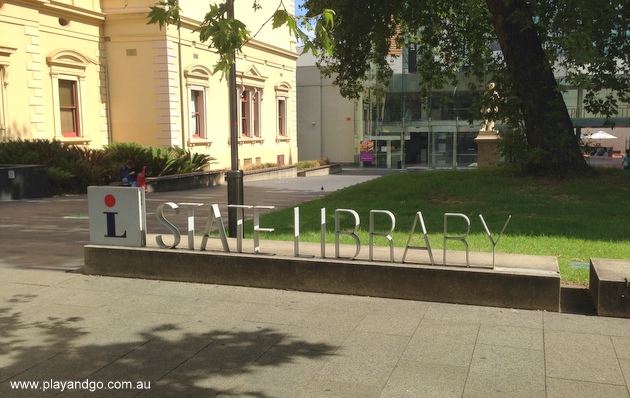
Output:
[[227, 0, 243, 237]]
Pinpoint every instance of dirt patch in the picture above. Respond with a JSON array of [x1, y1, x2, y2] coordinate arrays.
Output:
[[430, 197, 475, 206]]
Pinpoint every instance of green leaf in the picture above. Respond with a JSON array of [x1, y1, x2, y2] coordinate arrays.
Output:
[[272, 9, 289, 30]]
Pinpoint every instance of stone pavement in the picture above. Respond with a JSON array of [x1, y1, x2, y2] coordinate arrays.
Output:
[[1, 169, 630, 397]]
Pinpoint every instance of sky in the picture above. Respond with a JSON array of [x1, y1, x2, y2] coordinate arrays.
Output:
[[294, 0, 306, 16]]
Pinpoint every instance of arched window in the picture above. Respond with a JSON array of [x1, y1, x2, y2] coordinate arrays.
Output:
[[47, 50, 89, 139], [237, 65, 266, 140]]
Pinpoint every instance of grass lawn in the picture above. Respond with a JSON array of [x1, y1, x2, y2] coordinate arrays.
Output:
[[252, 167, 630, 285]]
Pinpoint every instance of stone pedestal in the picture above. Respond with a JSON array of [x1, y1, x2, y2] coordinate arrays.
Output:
[[474, 130, 502, 168]]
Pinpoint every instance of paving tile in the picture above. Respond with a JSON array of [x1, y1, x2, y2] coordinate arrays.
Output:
[[422, 302, 495, 325], [619, 359, 630, 397], [477, 307, 544, 329], [298, 379, 381, 398], [122, 293, 213, 316], [4, 348, 123, 384], [46, 287, 130, 309], [314, 293, 386, 313], [354, 309, 424, 336], [359, 296, 432, 315], [243, 303, 313, 326], [275, 324, 354, 352], [1, 283, 50, 305], [425, 302, 544, 329], [546, 377, 630, 398], [220, 345, 328, 397], [379, 359, 468, 398], [171, 326, 284, 372], [150, 366, 239, 397], [402, 320, 479, 367], [310, 342, 401, 390], [544, 330, 626, 385], [198, 283, 321, 306], [613, 336, 630, 360], [301, 302, 369, 330], [476, 324, 543, 351], [544, 312, 630, 338], [0, 269, 80, 286], [342, 330, 410, 356], [463, 344, 545, 398]]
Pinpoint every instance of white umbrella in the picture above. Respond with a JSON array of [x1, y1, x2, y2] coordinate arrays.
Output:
[[590, 131, 616, 140]]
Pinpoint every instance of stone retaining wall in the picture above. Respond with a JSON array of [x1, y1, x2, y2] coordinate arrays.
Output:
[[297, 163, 342, 177], [242, 165, 297, 182], [143, 164, 341, 192], [145, 170, 224, 193]]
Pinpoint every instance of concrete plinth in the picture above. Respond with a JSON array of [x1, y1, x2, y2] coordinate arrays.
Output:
[[590, 258, 630, 318], [85, 237, 561, 312], [474, 130, 502, 168]]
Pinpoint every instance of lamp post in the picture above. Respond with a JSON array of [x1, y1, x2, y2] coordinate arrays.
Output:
[[226, 0, 244, 237]]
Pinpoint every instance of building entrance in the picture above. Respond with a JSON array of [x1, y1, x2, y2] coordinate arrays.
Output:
[[405, 132, 429, 167]]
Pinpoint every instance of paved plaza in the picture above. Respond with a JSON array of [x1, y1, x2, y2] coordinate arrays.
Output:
[[1, 169, 630, 397]]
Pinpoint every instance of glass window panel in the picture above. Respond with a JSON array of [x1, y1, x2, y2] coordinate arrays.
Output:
[[60, 109, 76, 132], [59, 80, 75, 107]]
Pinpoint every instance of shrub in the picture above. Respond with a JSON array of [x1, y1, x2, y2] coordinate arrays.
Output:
[[242, 162, 280, 171], [0, 139, 215, 195], [47, 167, 75, 196], [296, 157, 330, 170]]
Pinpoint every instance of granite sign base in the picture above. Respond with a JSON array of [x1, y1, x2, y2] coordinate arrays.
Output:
[[85, 238, 561, 312]]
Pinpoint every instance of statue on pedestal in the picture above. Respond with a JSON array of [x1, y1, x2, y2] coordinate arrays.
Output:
[[480, 82, 499, 133], [475, 82, 502, 168]]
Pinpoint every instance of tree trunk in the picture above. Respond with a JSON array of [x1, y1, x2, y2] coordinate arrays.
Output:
[[485, 0, 591, 176]]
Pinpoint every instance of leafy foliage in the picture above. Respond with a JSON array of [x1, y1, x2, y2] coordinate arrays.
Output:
[[46, 167, 75, 196], [0, 140, 213, 195], [535, 1, 630, 118]]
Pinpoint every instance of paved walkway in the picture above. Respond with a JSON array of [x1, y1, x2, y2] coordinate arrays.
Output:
[[1, 169, 630, 397]]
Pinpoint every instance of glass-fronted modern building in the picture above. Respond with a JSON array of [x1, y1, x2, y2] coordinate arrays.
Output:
[[362, 72, 480, 169]]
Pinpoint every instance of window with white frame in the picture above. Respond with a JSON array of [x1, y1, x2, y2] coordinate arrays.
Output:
[[0, 66, 5, 137], [0, 46, 16, 139], [278, 98, 286, 137], [190, 87, 206, 139], [58, 79, 80, 137], [47, 51, 88, 140], [240, 86, 261, 138], [184, 65, 212, 143], [275, 82, 291, 139]]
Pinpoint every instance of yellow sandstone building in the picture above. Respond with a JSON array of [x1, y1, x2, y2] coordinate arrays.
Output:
[[0, 0, 299, 168]]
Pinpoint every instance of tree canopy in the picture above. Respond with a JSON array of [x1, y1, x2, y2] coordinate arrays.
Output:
[[303, 0, 630, 176]]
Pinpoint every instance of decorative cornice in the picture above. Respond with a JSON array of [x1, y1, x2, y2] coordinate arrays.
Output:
[[0, 45, 17, 58], [6, 0, 105, 22], [244, 38, 299, 61]]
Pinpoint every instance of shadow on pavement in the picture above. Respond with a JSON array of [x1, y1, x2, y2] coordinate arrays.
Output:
[[0, 294, 336, 397]]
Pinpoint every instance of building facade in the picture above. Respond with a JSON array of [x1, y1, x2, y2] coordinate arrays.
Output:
[[0, 0, 298, 168]]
